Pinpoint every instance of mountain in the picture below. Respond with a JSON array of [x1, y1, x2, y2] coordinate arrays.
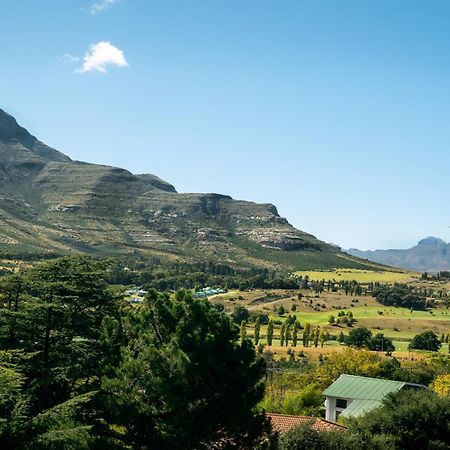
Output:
[[346, 237, 450, 273], [0, 107, 377, 270]]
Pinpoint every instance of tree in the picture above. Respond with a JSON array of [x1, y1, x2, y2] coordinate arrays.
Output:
[[313, 327, 319, 348], [0, 257, 120, 414], [409, 331, 442, 351], [254, 317, 261, 345], [338, 331, 345, 343], [232, 305, 250, 324], [430, 374, 450, 396], [316, 348, 388, 386], [280, 322, 286, 346], [303, 323, 311, 347], [101, 289, 270, 449], [277, 305, 286, 316], [328, 314, 335, 325], [240, 320, 247, 341], [344, 327, 372, 348], [292, 322, 298, 347], [319, 331, 325, 348], [267, 320, 274, 346], [369, 333, 395, 353], [285, 324, 291, 346], [352, 389, 450, 450], [279, 423, 385, 450]]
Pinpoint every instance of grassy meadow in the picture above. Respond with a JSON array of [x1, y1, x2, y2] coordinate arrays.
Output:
[[293, 268, 420, 283], [210, 270, 450, 361]]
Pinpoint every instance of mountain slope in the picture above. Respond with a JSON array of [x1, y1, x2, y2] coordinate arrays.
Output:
[[0, 107, 376, 270], [347, 237, 450, 272]]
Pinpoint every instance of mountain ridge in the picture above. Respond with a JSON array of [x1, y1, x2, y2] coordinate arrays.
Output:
[[347, 237, 450, 272], [0, 107, 379, 270]]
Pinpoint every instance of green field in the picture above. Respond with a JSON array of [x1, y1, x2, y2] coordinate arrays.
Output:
[[293, 268, 419, 283], [268, 306, 450, 340], [211, 285, 450, 354]]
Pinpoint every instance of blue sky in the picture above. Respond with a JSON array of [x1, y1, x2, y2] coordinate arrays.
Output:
[[2, 0, 450, 250]]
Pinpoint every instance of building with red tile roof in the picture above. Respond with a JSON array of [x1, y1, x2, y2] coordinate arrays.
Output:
[[267, 413, 347, 434]]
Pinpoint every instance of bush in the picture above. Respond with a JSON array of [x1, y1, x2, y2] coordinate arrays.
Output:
[[409, 331, 442, 351], [373, 284, 427, 310], [352, 389, 450, 449], [232, 305, 250, 324], [279, 424, 387, 450]]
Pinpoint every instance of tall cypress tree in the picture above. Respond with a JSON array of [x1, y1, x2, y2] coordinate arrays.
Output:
[[254, 317, 261, 345], [267, 320, 274, 346]]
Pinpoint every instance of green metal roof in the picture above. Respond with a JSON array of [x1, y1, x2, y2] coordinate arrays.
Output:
[[340, 399, 382, 418], [322, 374, 405, 401]]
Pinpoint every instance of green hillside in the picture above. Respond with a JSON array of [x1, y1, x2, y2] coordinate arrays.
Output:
[[0, 107, 385, 271]]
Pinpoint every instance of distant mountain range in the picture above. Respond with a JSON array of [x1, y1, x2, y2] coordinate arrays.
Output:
[[346, 237, 450, 273], [0, 107, 378, 271]]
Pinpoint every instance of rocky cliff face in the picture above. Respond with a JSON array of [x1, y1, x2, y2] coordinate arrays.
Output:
[[0, 107, 371, 270]]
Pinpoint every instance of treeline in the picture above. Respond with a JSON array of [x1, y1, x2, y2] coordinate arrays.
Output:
[[106, 258, 300, 291], [372, 284, 432, 310]]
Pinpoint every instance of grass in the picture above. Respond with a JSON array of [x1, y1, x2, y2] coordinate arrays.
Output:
[[211, 285, 450, 356], [293, 268, 419, 283]]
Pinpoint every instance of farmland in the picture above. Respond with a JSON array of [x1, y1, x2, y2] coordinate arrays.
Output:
[[210, 275, 450, 360], [293, 268, 420, 283]]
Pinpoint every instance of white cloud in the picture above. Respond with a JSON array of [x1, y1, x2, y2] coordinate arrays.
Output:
[[76, 41, 128, 74], [89, 0, 121, 15]]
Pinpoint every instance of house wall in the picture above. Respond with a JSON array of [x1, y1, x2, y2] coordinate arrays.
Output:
[[325, 396, 352, 422]]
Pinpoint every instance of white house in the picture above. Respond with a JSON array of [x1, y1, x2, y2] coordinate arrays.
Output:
[[322, 374, 426, 422]]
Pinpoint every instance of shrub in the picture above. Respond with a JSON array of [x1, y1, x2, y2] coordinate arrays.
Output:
[[409, 331, 442, 351]]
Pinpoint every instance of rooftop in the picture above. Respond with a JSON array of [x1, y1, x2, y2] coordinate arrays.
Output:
[[267, 413, 347, 434], [339, 399, 382, 418], [322, 374, 406, 401]]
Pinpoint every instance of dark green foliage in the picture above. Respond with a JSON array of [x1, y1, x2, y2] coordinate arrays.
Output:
[[368, 333, 395, 353], [232, 305, 250, 324], [267, 320, 274, 346], [240, 320, 248, 341], [351, 389, 450, 450], [292, 322, 298, 347], [409, 331, 442, 351], [344, 328, 372, 348], [0, 256, 120, 448], [0, 257, 119, 411], [279, 424, 387, 450], [254, 317, 261, 345], [0, 257, 270, 448], [280, 322, 286, 346], [100, 289, 269, 449], [373, 284, 427, 310]]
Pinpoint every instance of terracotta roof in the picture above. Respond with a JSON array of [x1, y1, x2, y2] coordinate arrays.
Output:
[[267, 413, 347, 434]]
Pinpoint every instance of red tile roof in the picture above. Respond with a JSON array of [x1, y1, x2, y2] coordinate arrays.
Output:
[[267, 413, 347, 434]]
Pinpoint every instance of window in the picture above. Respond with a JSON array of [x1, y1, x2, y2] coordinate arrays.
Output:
[[336, 398, 348, 409]]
